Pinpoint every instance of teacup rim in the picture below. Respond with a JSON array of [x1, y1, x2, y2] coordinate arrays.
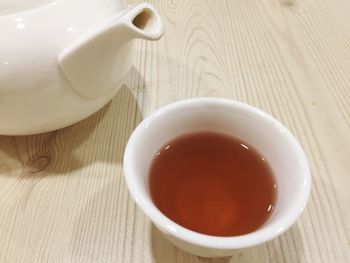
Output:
[[123, 97, 311, 250]]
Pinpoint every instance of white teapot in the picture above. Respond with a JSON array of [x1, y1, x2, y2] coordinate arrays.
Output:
[[0, 0, 164, 135]]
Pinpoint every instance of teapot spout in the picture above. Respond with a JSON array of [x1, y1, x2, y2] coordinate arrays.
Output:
[[124, 3, 164, 40], [58, 3, 164, 99]]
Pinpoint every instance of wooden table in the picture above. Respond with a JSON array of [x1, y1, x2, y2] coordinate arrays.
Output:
[[1, 0, 350, 262]]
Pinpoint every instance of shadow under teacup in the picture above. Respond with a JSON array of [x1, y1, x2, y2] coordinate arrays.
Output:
[[123, 98, 311, 257]]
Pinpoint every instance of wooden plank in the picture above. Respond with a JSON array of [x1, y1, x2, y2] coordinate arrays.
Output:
[[0, 0, 349, 262]]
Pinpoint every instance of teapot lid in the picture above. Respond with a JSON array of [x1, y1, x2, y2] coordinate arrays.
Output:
[[0, 0, 57, 15]]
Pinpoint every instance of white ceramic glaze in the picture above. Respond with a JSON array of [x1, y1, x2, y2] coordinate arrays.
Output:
[[123, 98, 311, 257], [0, 0, 164, 135]]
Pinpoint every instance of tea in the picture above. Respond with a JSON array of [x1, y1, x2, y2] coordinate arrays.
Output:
[[149, 131, 277, 236]]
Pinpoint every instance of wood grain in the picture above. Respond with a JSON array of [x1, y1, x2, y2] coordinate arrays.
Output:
[[1, 0, 350, 262]]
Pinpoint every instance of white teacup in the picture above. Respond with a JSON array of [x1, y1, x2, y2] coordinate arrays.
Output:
[[123, 98, 311, 257]]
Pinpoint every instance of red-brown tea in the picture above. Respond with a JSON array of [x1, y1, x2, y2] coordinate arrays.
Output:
[[149, 131, 277, 236]]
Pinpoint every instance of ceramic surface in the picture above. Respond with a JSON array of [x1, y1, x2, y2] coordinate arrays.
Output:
[[123, 98, 311, 257], [0, 0, 164, 134]]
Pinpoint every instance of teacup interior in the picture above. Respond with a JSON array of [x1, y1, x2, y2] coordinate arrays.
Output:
[[128, 100, 309, 231]]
